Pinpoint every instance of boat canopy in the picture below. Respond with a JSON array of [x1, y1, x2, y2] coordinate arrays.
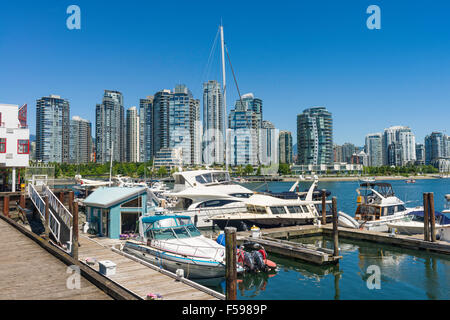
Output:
[[408, 210, 450, 225], [359, 183, 395, 197], [142, 215, 192, 225]]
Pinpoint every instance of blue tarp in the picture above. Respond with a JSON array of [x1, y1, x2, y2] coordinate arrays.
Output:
[[141, 215, 191, 224], [408, 210, 450, 225]]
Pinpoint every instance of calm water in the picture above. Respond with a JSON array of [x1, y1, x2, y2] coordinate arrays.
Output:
[[203, 179, 450, 300]]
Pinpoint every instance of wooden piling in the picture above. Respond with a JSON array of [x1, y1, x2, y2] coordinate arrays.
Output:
[[3, 195, 9, 217], [332, 197, 339, 259], [19, 193, 25, 208], [44, 195, 49, 240], [72, 201, 79, 260], [429, 192, 436, 243], [225, 227, 237, 300], [423, 193, 430, 241], [321, 190, 327, 225], [58, 191, 65, 205], [68, 191, 74, 217]]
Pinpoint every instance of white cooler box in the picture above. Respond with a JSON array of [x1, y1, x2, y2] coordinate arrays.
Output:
[[98, 260, 116, 276]]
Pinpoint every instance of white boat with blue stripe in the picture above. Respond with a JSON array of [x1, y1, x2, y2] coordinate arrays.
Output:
[[123, 215, 229, 279]]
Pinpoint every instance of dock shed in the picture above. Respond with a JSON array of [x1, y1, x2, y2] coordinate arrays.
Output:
[[83, 187, 148, 239]]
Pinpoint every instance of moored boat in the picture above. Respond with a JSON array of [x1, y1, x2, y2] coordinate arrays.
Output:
[[123, 215, 235, 279], [338, 182, 420, 232], [387, 210, 450, 235]]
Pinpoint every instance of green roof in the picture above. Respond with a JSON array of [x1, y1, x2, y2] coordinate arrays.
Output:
[[83, 187, 146, 208]]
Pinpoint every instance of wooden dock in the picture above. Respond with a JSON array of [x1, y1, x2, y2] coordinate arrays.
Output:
[[321, 225, 450, 255], [239, 236, 341, 265], [78, 234, 222, 300], [0, 217, 112, 300], [238, 224, 450, 256]]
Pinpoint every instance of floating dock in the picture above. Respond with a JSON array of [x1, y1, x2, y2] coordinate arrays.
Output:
[[78, 235, 223, 300], [239, 236, 341, 265], [238, 224, 450, 256]]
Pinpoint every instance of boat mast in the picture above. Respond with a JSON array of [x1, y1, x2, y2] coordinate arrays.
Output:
[[220, 23, 228, 171]]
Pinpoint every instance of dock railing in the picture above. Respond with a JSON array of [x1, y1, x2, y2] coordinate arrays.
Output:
[[28, 183, 62, 245]]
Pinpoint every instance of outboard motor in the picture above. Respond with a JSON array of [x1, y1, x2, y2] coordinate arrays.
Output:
[[242, 250, 255, 272], [251, 250, 267, 272]]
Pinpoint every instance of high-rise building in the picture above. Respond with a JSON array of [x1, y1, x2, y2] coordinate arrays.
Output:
[[365, 133, 383, 167], [202, 80, 225, 165], [36, 95, 70, 163], [152, 89, 171, 158], [95, 90, 125, 163], [333, 144, 343, 163], [296, 107, 333, 165], [425, 132, 450, 165], [342, 143, 357, 163], [227, 94, 262, 166], [382, 126, 416, 166], [279, 131, 293, 164], [69, 116, 92, 164], [234, 93, 263, 128], [152, 85, 201, 166], [415, 143, 425, 165], [259, 121, 279, 166], [139, 96, 153, 162], [126, 106, 140, 163]]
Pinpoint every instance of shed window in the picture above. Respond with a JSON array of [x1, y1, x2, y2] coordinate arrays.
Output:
[[121, 196, 142, 208]]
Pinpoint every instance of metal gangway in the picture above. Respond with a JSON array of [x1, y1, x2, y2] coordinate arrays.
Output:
[[27, 183, 73, 253]]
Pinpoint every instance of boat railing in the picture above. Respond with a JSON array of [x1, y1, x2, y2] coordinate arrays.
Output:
[[149, 239, 225, 261], [168, 205, 248, 218]]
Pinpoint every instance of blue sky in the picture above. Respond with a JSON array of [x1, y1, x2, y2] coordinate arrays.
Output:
[[0, 0, 449, 146]]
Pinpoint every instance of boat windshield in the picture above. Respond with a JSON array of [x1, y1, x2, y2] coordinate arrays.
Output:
[[144, 217, 202, 240], [195, 172, 231, 185]]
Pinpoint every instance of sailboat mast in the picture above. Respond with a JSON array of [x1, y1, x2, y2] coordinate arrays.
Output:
[[220, 24, 228, 171]]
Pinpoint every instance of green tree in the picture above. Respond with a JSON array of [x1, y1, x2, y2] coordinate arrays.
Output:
[[157, 166, 168, 177], [244, 164, 254, 176]]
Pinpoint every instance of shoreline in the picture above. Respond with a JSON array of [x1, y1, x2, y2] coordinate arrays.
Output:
[[278, 175, 438, 182]]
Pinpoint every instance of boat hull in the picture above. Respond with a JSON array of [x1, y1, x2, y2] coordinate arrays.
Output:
[[123, 241, 225, 279], [212, 217, 315, 231]]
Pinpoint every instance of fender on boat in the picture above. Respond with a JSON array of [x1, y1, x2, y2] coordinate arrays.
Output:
[[338, 211, 360, 229], [264, 259, 277, 269]]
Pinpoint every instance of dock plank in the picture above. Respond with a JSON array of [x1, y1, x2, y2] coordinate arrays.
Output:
[[0, 219, 112, 300]]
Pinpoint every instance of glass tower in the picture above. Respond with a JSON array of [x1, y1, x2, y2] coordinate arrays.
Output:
[[296, 106, 333, 165], [36, 95, 70, 163]]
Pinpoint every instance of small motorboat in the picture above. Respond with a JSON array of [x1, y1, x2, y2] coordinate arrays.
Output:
[[123, 215, 243, 279], [405, 179, 416, 184], [387, 210, 450, 235], [338, 182, 420, 231]]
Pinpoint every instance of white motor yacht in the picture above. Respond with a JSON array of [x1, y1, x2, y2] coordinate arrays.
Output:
[[338, 182, 420, 232], [165, 170, 255, 228], [211, 180, 330, 231], [123, 215, 236, 279]]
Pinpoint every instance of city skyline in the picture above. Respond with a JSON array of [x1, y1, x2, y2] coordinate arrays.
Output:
[[1, 1, 449, 146]]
